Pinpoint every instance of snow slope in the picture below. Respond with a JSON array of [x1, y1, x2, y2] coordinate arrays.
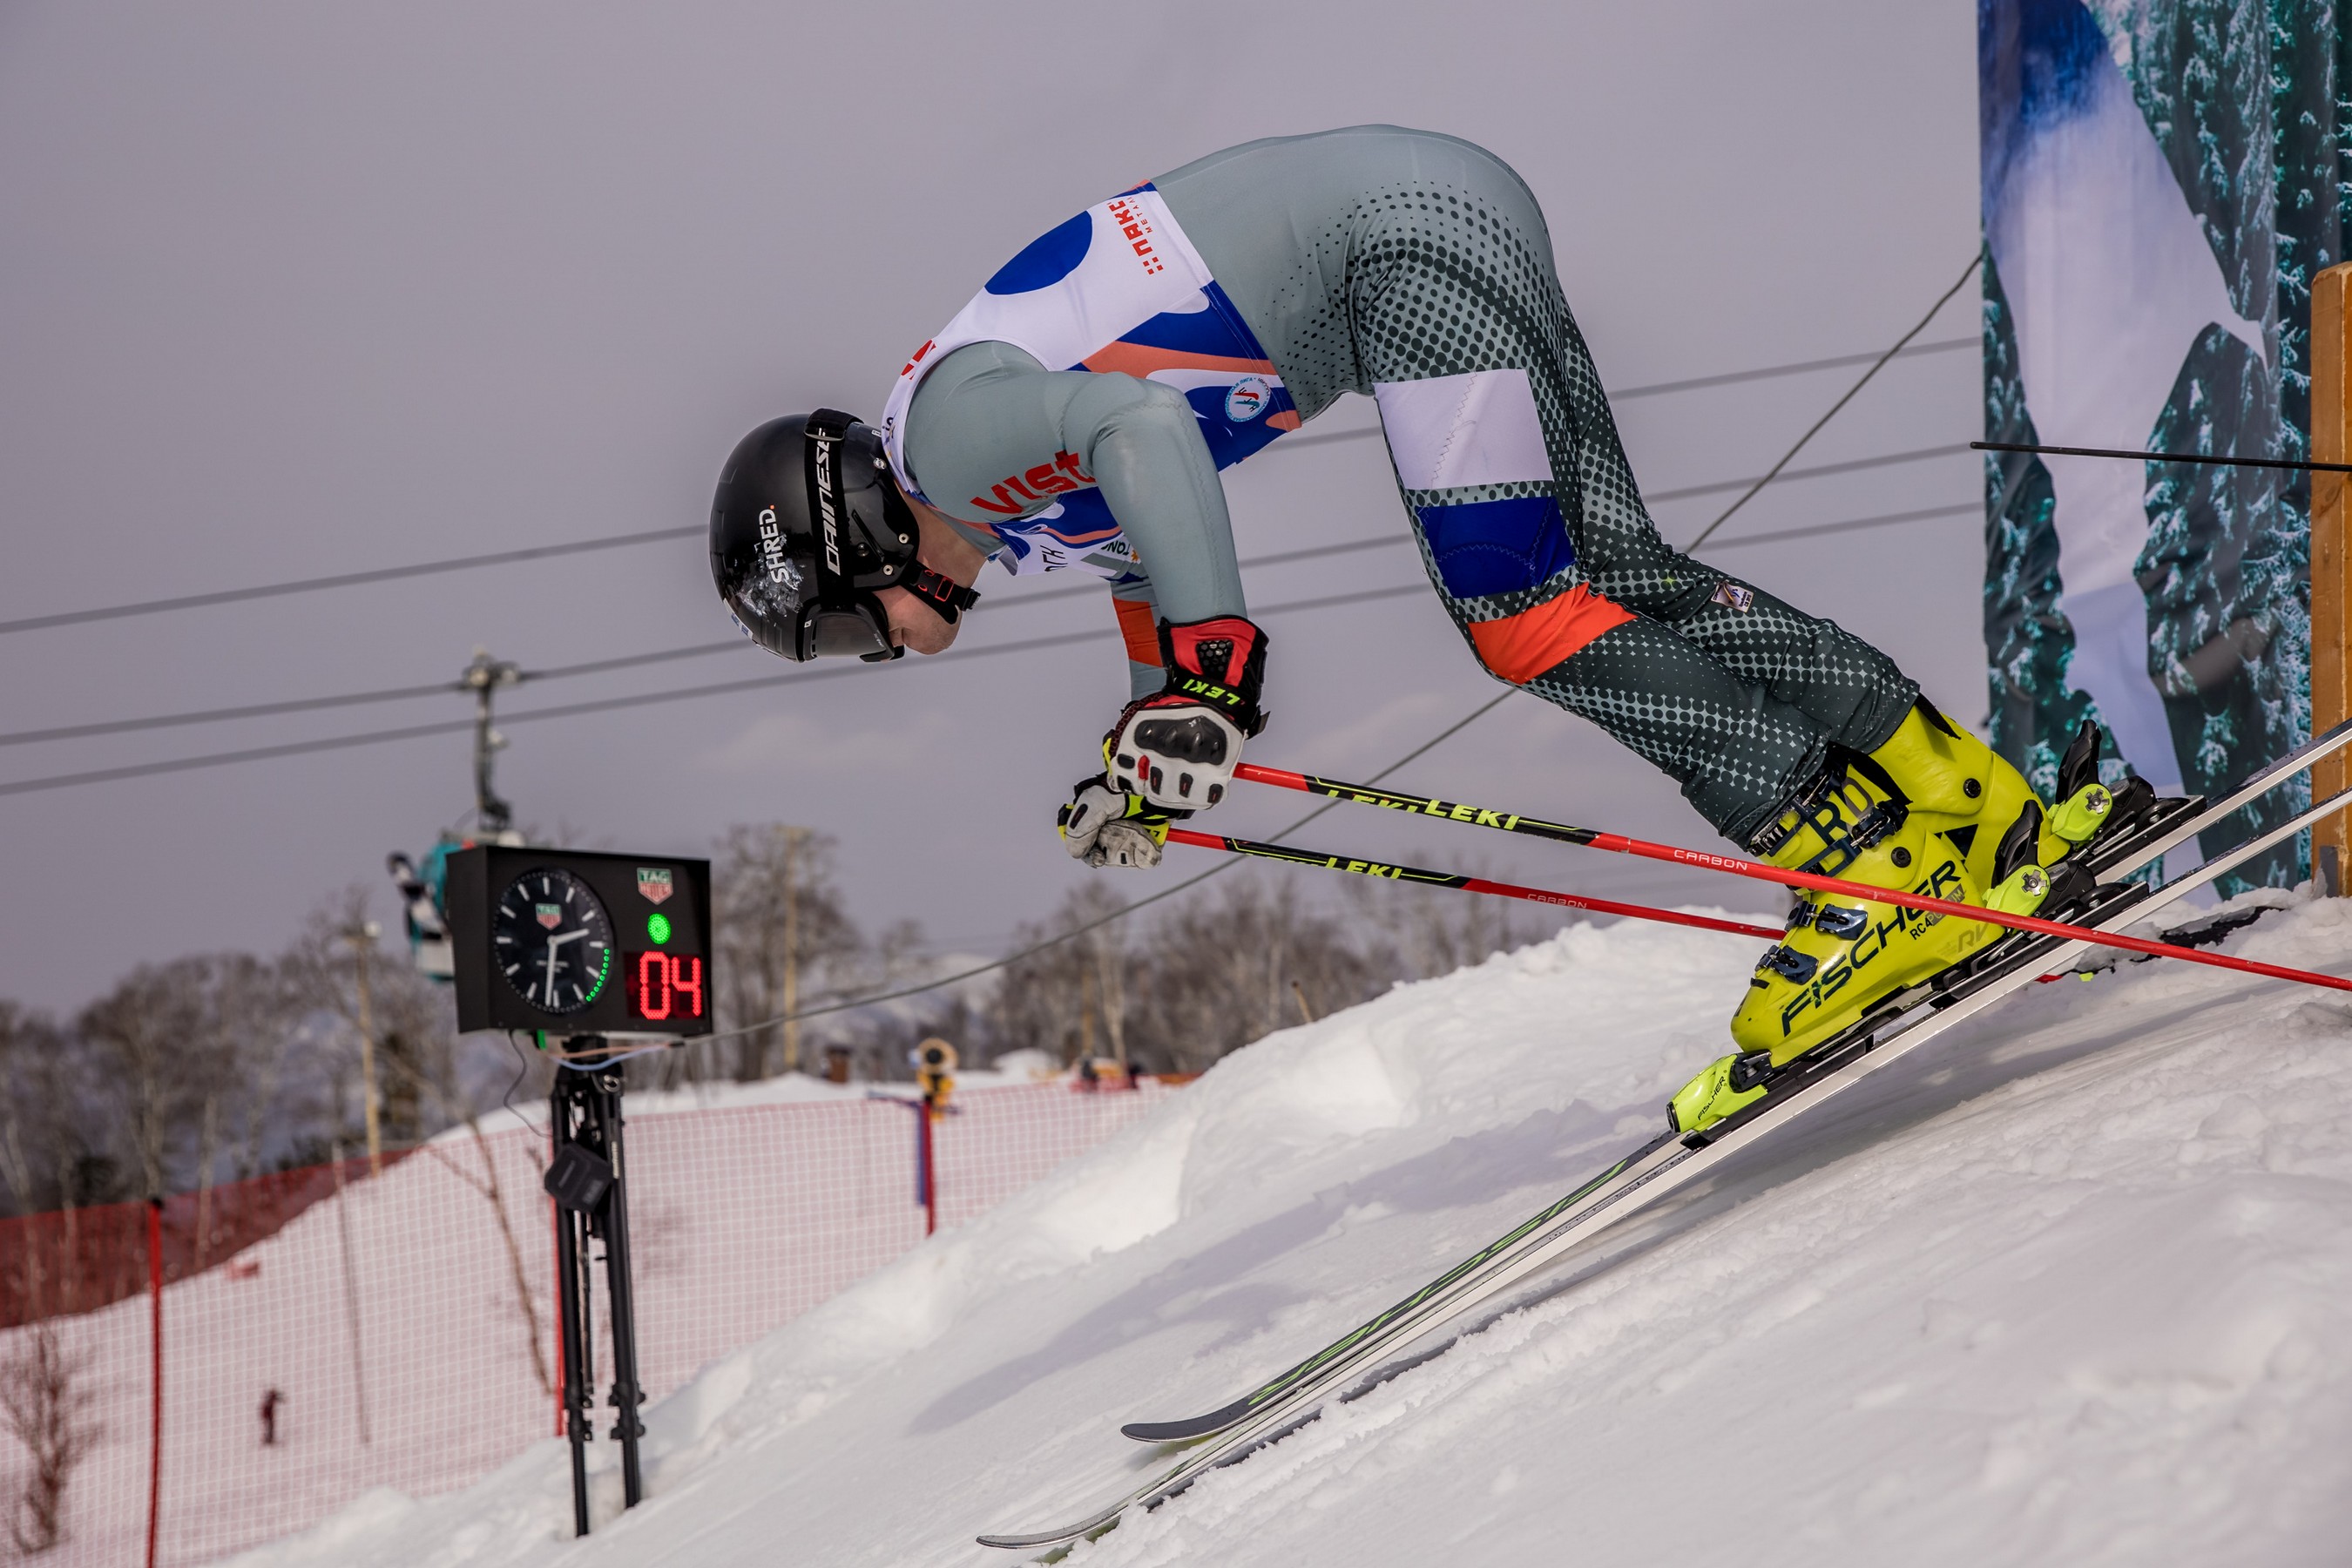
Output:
[[233, 895, 2352, 1568]]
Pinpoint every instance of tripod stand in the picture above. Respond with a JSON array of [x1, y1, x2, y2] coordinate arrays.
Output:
[[542, 1038, 646, 1538]]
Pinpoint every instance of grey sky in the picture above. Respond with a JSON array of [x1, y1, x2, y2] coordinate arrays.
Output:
[[0, 1, 1981, 1013]]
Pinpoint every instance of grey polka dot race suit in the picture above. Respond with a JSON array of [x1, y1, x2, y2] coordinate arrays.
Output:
[[896, 127, 1916, 846]]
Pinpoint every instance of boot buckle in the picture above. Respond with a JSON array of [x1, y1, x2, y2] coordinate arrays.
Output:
[[1811, 903, 1868, 940]]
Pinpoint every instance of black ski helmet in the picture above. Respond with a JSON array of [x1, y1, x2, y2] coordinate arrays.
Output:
[[710, 410, 923, 663]]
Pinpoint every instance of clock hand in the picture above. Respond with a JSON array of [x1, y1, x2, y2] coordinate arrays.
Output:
[[542, 928, 585, 1004]]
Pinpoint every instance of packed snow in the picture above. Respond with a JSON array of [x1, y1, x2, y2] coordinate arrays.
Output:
[[230, 891, 2352, 1567]]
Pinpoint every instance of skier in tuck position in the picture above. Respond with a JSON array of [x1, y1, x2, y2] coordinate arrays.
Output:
[[708, 125, 2127, 1132]]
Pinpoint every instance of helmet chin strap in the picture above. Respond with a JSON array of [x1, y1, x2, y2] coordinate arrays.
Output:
[[899, 562, 981, 624]]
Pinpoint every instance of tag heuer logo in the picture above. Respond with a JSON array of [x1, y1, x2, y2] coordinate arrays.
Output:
[[638, 868, 674, 904], [535, 903, 563, 929]]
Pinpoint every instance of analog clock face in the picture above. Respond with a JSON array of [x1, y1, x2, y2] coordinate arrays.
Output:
[[492, 868, 614, 1015]]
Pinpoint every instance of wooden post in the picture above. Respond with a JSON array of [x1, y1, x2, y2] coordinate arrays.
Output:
[[2313, 264, 2352, 893], [780, 827, 808, 1074], [346, 923, 383, 1177]]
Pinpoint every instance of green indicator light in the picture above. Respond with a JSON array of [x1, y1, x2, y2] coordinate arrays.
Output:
[[647, 912, 672, 945], [584, 945, 612, 1004]]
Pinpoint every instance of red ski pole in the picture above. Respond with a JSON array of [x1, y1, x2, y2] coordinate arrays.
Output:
[[1225, 764, 2352, 996], [1161, 828, 1781, 941]]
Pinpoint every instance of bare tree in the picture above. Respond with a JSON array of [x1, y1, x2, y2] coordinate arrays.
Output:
[[1125, 876, 1379, 1073], [982, 875, 1387, 1076], [1, 1320, 100, 1554], [1343, 860, 1568, 981], [711, 826, 860, 1080], [230, 959, 307, 1181], [986, 897, 1099, 1069], [0, 1005, 83, 1221], [77, 961, 209, 1201]]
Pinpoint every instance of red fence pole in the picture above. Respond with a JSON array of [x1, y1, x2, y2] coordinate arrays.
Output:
[[145, 1197, 163, 1568], [919, 1102, 937, 1238]]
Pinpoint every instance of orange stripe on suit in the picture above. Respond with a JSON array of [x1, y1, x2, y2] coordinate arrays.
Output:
[[1079, 342, 1280, 379], [1114, 598, 1164, 666], [1465, 585, 1636, 684]]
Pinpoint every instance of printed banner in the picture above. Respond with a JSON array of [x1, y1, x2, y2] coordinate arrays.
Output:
[[1978, 0, 2348, 885]]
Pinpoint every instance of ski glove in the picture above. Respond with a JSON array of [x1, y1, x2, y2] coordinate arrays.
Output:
[[1104, 615, 1269, 811], [1058, 776, 1186, 868]]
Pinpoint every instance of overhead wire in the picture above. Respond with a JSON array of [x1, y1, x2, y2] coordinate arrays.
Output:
[[0, 452, 1973, 751], [3, 336, 1980, 640], [0, 524, 703, 639], [1274, 334, 1977, 450], [0, 583, 1432, 798], [1681, 253, 1981, 552]]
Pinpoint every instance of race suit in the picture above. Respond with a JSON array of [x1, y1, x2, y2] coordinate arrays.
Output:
[[880, 125, 1917, 846]]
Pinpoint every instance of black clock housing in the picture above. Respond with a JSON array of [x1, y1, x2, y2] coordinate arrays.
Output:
[[447, 845, 714, 1037]]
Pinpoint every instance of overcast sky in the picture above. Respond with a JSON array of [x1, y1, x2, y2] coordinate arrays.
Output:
[[0, 1, 1983, 1015]]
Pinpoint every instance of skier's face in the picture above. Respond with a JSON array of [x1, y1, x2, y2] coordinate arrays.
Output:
[[874, 486, 984, 657]]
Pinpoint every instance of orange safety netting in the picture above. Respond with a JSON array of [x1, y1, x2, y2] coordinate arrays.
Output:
[[0, 1078, 1173, 1565]]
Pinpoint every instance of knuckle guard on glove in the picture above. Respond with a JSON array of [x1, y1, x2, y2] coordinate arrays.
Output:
[[1105, 615, 1269, 810], [1057, 776, 1183, 869]]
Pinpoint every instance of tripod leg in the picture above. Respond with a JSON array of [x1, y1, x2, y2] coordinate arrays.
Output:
[[550, 1080, 593, 1538], [591, 1071, 646, 1508]]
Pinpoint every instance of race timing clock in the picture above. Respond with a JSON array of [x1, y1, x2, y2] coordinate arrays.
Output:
[[492, 867, 614, 1015], [446, 845, 714, 1038]]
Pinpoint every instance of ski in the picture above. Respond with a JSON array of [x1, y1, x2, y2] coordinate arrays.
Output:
[[1113, 720, 2349, 1447], [977, 767, 2347, 1551]]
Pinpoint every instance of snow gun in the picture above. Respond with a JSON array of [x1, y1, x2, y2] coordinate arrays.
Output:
[[1157, 763, 2352, 998]]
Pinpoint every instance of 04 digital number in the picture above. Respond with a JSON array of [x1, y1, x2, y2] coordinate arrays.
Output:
[[625, 950, 706, 1022]]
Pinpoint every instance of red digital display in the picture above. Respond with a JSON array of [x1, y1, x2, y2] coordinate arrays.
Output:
[[626, 951, 705, 1021]]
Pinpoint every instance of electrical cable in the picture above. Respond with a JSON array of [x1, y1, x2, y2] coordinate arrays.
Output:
[[0, 451, 1970, 752], [551, 1043, 671, 1071], [1644, 443, 1964, 506], [3, 337, 1980, 641], [0, 537, 1424, 749], [0, 678, 469, 749], [0, 524, 703, 639], [1681, 252, 1981, 553], [501, 1032, 537, 1126], [1696, 499, 1977, 552], [1970, 439, 2352, 476], [0, 477, 1983, 772], [1272, 335, 1977, 450], [0, 583, 1433, 798]]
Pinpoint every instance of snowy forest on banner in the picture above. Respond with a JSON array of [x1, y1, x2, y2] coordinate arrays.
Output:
[[1978, 0, 2349, 888]]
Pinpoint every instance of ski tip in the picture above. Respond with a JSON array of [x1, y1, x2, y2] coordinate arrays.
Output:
[[1121, 1411, 1233, 1443], [977, 1510, 1120, 1551], [977, 1530, 1069, 1551], [1120, 1420, 1187, 1443], [1119, 1401, 1251, 1448]]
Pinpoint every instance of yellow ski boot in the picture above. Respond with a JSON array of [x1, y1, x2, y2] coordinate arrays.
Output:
[[1669, 700, 2112, 1136]]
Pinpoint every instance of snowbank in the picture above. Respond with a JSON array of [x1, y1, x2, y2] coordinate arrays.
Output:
[[230, 896, 2352, 1567]]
